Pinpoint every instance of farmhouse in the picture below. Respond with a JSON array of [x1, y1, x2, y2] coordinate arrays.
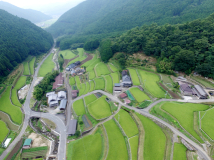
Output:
[[58, 91, 66, 100], [120, 93, 127, 99], [71, 90, 79, 99], [66, 61, 81, 71], [52, 73, 64, 90], [48, 94, 58, 103], [122, 70, 128, 76], [23, 139, 32, 149], [194, 85, 208, 99], [46, 92, 55, 97], [180, 83, 194, 96], [67, 119, 77, 135], [75, 67, 85, 75], [122, 75, 132, 87], [59, 99, 67, 110]]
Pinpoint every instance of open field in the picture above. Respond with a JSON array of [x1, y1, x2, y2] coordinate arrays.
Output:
[[0, 111, 19, 131], [94, 78, 105, 90], [104, 120, 128, 160], [129, 68, 141, 85], [11, 89, 22, 107], [129, 87, 150, 103], [38, 53, 55, 77], [201, 107, 214, 140], [29, 57, 35, 75], [115, 109, 138, 137], [67, 48, 87, 66], [67, 128, 103, 160], [191, 76, 214, 88], [161, 102, 209, 143], [23, 62, 30, 75], [82, 54, 97, 67], [69, 77, 76, 86], [111, 72, 120, 84], [104, 75, 113, 93], [0, 86, 22, 124], [59, 50, 76, 59], [84, 82, 90, 94], [73, 99, 86, 116], [79, 83, 86, 96], [86, 59, 101, 71], [84, 94, 97, 106], [89, 70, 96, 80], [173, 143, 187, 160], [14, 76, 26, 90], [138, 70, 166, 98], [88, 96, 111, 120], [109, 63, 118, 72], [0, 120, 9, 143], [136, 113, 166, 160], [129, 135, 139, 160], [95, 63, 111, 77], [75, 76, 81, 89], [89, 80, 95, 92]]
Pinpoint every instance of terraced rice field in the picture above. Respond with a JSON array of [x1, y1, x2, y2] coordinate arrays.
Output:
[[73, 99, 86, 116], [95, 63, 111, 77], [0, 86, 22, 124], [104, 75, 113, 93], [89, 80, 95, 92], [115, 109, 138, 137], [191, 76, 214, 89], [79, 83, 86, 96], [11, 89, 22, 107], [82, 54, 97, 67], [111, 72, 120, 84], [136, 113, 166, 160], [173, 143, 187, 160], [59, 50, 76, 59], [129, 68, 141, 85], [67, 48, 87, 66], [75, 76, 81, 89], [0, 112, 19, 131], [84, 94, 97, 105], [69, 77, 76, 86], [67, 129, 103, 160], [88, 96, 111, 120], [129, 135, 139, 160], [109, 63, 118, 72], [129, 87, 150, 103], [0, 120, 9, 143], [161, 102, 209, 143], [94, 78, 105, 90], [39, 53, 55, 77], [104, 120, 128, 160], [14, 76, 27, 90], [86, 59, 101, 71], [89, 70, 96, 80], [137, 70, 166, 98], [29, 57, 35, 75], [84, 82, 90, 94], [23, 62, 30, 75]]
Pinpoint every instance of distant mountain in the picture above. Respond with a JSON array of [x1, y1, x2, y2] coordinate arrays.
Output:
[[0, 9, 54, 80], [0, 1, 52, 23]]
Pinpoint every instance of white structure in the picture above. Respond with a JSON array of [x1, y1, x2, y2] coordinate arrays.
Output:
[[49, 101, 58, 107], [46, 92, 55, 97], [48, 94, 58, 103], [58, 91, 66, 100], [3, 138, 11, 148]]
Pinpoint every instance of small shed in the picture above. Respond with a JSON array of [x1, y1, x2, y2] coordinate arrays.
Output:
[[114, 83, 121, 87], [120, 93, 127, 99], [48, 94, 58, 104], [58, 91, 66, 100], [67, 119, 77, 135], [49, 101, 58, 107], [71, 90, 79, 99], [23, 139, 32, 149], [125, 99, 131, 104], [46, 92, 55, 97], [114, 87, 122, 92], [59, 99, 67, 110]]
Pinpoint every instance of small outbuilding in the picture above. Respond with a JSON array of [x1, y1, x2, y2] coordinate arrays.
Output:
[[48, 94, 58, 103], [71, 90, 79, 99], [194, 85, 208, 99], [114, 83, 121, 87], [67, 119, 77, 135], [46, 92, 55, 97], [120, 93, 127, 99], [114, 87, 122, 92], [49, 101, 58, 107], [59, 99, 67, 110], [58, 91, 66, 100], [23, 139, 32, 149]]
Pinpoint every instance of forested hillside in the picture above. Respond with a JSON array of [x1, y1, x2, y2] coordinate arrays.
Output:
[[0, 1, 52, 23], [0, 9, 54, 81], [47, 0, 214, 49]]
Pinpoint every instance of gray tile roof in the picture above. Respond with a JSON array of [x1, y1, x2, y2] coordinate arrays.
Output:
[[67, 119, 77, 135], [59, 99, 67, 110]]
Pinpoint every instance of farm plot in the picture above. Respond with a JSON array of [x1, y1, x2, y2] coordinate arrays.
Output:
[[89, 70, 96, 80], [173, 143, 187, 160], [111, 72, 120, 84], [115, 109, 138, 137], [89, 80, 95, 92], [79, 83, 86, 96], [84, 94, 97, 105], [138, 70, 166, 98], [39, 53, 55, 77], [69, 77, 76, 86], [67, 48, 87, 66], [0, 112, 19, 131], [129, 68, 141, 85], [67, 128, 103, 160], [86, 59, 101, 71], [109, 63, 118, 72], [14, 76, 27, 90], [82, 54, 97, 68], [129, 87, 150, 103], [11, 89, 22, 107], [23, 62, 30, 75], [75, 76, 81, 89], [104, 120, 128, 160], [104, 75, 113, 93], [0, 86, 22, 125], [88, 96, 111, 120], [136, 113, 166, 160], [94, 78, 105, 90], [129, 135, 139, 160], [29, 57, 35, 75], [161, 102, 209, 143], [95, 63, 111, 77], [84, 82, 90, 94], [59, 50, 76, 59], [22, 146, 48, 159], [0, 120, 9, 143], [73, 99, 86, 116]]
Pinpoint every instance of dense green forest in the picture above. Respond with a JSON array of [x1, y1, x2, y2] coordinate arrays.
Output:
[[0, 9, 54, 81], [100, 13, 214, 78], [47, 0, 214, 49], [0, 1, 52, 23]]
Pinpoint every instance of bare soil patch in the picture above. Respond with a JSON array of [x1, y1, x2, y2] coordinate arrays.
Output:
[[159, 83, 180, 99], [80, 53, 93, 65], [28, 133, 50, 147], [63, 55, 79, 68], [6, 138, 23, 160], [132, 52, 157, 63]]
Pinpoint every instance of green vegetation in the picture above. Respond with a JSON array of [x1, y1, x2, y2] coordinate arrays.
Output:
[[104, 75, 113, 93], [79, 83, 86, 96], [89, 70, 96, 80], [0, 120, 9, 143], [136, 113, 166, 160], [59, 50, 76, 59], [109, 63, 118, 72], [69, 77, 76, 86], [73, 99, 86, 116], [29, 57, 36, 75], [83, 39, 100, 51], [129, 135, 139, 160], [88, 96, 111, 120], [86, 59, 101, 71], [67, 128, 103, 160], [115, 109, 138, 137], [94, 78, 105, 90], [0, 111, 19, 131], [129, 68, 141, 85], [191, 76, 214, 88], [129, 87, 150, 103], [111, 72, 120, 84], [138, 101, 152, 109], [38, 53, 55, 77], [75, 76, 81, 89], [0, 86, 22, 124], [22, 146, 48, 153], [14, 76, 26, 90], [82, 53, 97, 67], [67, 48, 87, 66], [201, 108, 214, 140], [173, 143, 187, 160], [104, 119, 128, 160], [95, 63, 111, 77], [23, 62, 30, 75], [84, 94, 97, 105], [84, 82, 90, 94], [89, 80, 95, 92], [138, 70, 166, 98], [11, 89, 22, 107]]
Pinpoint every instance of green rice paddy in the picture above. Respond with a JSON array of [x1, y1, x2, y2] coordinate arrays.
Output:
[[59, 50, 76, 59], [89, 70, 96, 80], [129, 68, 141, 85], [14, 76, 26, 90], [104, 75, 113, 93], [29, 57, 35, 75], [23, 62, 30, 75], [11, 89, 22, 107], [39, 53, 55, 77], [84, 82, 90, 94], [75, 76, 81, 89], [95, 63, 111, 77], [89, 80, 95, 92], [173, 143, 187, 160], [129, 87, 150, 103], [84, 94, 97, 105], [82, 54, 97, 67], [94, 78, 105, 90], [109, 63, 118, 72], [69, 77, 76, 86], [86, 59, 101, 71], [67, 48, 87, 66], [111, 72, 120, 84], [0, 120, 9, 143], [73, 99, 86, 116], [129, 135, 139, 160], [79, 83, 86, 96]]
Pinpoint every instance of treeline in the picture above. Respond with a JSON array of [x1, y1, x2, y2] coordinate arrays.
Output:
[[0, 10, 54, 81]]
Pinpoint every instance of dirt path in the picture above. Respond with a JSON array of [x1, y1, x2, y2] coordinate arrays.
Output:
[[159, 83, 180, 99], [81, 53, 93, 65]]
